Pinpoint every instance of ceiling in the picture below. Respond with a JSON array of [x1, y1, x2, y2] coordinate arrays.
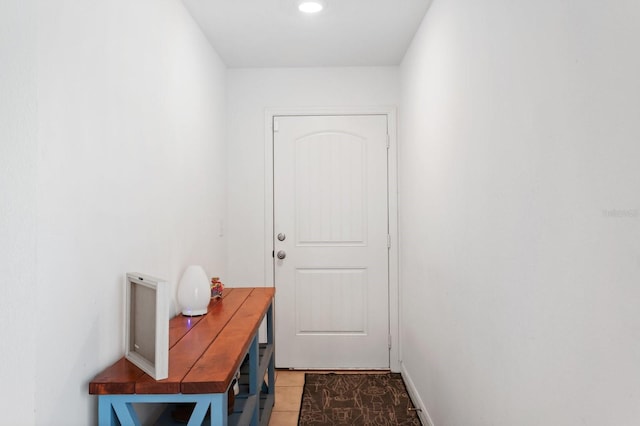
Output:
[[182, 0, 432, 68]]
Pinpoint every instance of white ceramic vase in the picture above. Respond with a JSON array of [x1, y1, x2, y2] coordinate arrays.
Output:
[[177, 265, 210, 316]]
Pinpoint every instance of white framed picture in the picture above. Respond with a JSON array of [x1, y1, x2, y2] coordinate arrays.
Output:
[[125, 273, 169, 380]]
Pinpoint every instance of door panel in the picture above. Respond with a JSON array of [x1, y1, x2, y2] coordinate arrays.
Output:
[[274, 115, 389, 369], [295, 268, 367, 334], [295, 132, 366, 245]]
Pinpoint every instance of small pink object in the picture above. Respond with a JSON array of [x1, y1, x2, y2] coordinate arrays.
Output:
[[210, 277, 224, 298]]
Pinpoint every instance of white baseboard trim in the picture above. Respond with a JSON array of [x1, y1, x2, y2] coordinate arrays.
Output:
[[400, 361, 435, 426]]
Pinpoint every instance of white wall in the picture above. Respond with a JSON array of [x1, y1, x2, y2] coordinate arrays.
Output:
[[226, 67, 399, 286], [400, 1, 640, 425], [0, 1, 37, 424], [28, 1, 226, 424]]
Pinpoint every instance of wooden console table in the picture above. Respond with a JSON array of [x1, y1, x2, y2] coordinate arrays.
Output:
[[89, 287, 275, 426]]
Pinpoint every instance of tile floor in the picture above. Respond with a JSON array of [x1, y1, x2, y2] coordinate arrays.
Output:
[[268, 370, 305, 426]]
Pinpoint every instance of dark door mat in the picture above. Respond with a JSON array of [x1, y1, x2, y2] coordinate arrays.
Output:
[[299, 373, 422, 425]]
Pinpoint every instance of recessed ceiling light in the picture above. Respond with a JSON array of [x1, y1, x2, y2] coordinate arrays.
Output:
[[298, 1, 324, 14]]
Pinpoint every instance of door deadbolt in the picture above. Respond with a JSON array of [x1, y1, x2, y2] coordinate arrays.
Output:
[[276, 250, 286, 260], [277, 233, 286, 241]]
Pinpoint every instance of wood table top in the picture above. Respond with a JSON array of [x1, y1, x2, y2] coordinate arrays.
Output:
[[89, 287, 275, 395]]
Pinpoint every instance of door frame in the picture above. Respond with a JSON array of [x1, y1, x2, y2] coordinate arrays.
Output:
[[263, 106, 400, 372]]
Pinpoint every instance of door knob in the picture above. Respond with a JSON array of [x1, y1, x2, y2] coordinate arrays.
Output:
[[276, 250, 286, 260], [277, 233, 286, 241]]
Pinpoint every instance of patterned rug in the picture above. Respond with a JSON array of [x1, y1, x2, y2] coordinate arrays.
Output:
[[298, 373, 422, 425]]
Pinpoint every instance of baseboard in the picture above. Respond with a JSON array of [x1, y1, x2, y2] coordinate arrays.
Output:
[[400, 362, 435, 426]]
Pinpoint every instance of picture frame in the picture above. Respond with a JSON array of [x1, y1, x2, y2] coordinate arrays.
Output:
[[125, 272, 169, 380]]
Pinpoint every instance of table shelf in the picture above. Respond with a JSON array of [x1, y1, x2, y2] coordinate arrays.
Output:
[[231, 343, 275, 426]]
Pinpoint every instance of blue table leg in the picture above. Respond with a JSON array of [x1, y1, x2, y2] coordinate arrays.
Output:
[[249, 335, 259, 426], [206, 392, 227, 426], [267, 303, 275, 399], [98, 396, 117, 426]]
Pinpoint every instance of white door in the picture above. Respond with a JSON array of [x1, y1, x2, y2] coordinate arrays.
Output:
[[273, 115, 389, 369]]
